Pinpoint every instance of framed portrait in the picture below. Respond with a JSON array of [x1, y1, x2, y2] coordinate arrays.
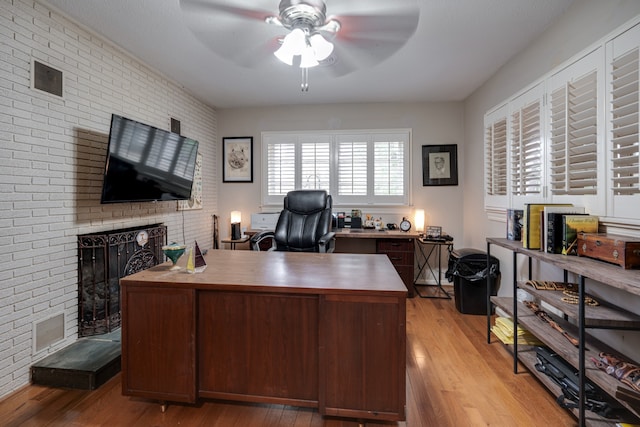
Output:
[[422, 144, 458, 186], [223, 137, 253, 183]]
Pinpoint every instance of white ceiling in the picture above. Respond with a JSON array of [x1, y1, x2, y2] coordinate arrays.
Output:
[[42, 0, 575, 109]]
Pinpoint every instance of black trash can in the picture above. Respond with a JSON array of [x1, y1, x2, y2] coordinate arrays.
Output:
[[445, 248, 500, 315]]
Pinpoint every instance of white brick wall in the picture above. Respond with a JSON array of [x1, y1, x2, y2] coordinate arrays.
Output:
[[0, 0, 218, 398]]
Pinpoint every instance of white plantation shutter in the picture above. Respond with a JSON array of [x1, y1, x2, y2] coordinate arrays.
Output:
[[300, 137, 330, 190], [337, 136, 368, 196], [550, 70, 599, 195], [546, 47, 604, 215], [374, 137, 405, 196], [610, 47, 639, 196], [607, 24, 640, 221], [262, 130, 410, 206], [485, 116, 508, 196], [549, 85, 568, 194], [510, 97, 543, 197], [266, 137, 296, 199]]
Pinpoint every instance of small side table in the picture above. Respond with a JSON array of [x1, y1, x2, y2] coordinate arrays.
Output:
[[221, 235, 250, 250], [414, 238, 454, 299]]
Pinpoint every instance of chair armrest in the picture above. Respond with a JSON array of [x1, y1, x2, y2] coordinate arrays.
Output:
[[250, 230, 276, 251], [318, 231, 336, 253]]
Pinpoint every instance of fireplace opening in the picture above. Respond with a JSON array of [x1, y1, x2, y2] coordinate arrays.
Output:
[[77, 224, 166, 337]]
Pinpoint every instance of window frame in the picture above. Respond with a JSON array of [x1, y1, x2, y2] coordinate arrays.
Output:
[[261, 129, 412, 208]]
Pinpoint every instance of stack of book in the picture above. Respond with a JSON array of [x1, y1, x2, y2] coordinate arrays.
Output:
[[518, 203, 599, 254], [522, 203, 572, 249], [544, 206, 586, 254]]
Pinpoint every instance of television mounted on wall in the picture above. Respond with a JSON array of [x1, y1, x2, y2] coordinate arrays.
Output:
[[100, 114, 199, 204]]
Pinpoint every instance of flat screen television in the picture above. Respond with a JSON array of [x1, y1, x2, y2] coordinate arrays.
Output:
[[101, 114, 199, 204]]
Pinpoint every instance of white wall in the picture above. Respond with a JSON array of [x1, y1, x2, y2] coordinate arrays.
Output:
[[0, 0, 218, 398], [217, 102, 465, 240]]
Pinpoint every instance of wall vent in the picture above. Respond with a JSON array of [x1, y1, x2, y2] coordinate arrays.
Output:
[[34, 313, 65, 353], [170, 117, 181, 135], [32, 60, 63, 97]]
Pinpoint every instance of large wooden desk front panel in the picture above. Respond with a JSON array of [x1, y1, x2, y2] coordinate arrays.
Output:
[[121, 250, 407, 422]]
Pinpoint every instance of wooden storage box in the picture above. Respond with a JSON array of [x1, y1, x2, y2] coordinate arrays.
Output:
[[576, 233, 640, 269]]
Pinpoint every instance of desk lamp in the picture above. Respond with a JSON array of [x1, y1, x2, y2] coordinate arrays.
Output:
[[231, 210, 242, 240], [415, 209, 425, 236]]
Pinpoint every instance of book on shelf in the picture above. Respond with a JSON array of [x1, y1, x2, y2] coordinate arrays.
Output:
[[522, 203, 572, 249], [544, 206, 586, 254], [562, 215, 599, 255], [506, 209, 523, 241]]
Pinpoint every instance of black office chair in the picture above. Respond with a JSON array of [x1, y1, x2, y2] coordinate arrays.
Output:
[[250, 190, 335, 253]]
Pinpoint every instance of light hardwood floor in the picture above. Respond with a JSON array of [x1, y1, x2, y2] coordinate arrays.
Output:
[[0, 294, 576, 427]]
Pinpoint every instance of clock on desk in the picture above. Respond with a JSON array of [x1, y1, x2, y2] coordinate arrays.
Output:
[[400, 218, 412, 232]]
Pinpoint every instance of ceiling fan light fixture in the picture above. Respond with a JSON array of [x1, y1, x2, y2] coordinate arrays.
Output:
[[274, 27, 306, 65], [299, 44, 319, 68], [273, 46, 294, 66], [309, 33, 333, 61]]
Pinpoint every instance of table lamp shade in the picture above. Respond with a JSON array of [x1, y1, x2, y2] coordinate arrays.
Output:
[[415, 209, 425, 233]]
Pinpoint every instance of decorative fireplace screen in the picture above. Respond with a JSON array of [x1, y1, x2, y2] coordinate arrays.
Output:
[[77, 224, 166, 337]]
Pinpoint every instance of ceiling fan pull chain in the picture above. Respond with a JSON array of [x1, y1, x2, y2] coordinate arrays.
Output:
[[301, 67, 309, 92]]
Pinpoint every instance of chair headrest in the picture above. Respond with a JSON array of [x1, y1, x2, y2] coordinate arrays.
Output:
[[284, 190, 330, 214]]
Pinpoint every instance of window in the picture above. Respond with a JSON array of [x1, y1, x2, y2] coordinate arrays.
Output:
[[610, 47, 639, 196], [510, 84, 544, 201], [483, 19, 640, 224], [549, 69, 599, 196], [484, 104, 509, 209], [607, 22, 640, 221], [262, 130, 411, 206], [546, 48, 604, 215]]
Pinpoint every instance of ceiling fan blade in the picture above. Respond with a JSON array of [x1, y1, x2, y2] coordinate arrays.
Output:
[[230, 37, 281, 69], [180, 0, 420, 74], [317, 11, 419, 77], [311, 0, 419, 77], [180, 0, 285, 68], [334, 13, 419, 43], [189, 26, 282, 69], [180, 0, 273, 23]]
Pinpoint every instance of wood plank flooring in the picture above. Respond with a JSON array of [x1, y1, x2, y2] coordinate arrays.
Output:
[[0, 294, 576, 426]]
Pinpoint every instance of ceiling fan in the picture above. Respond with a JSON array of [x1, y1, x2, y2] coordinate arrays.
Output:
[[180, 0, 420, 91]]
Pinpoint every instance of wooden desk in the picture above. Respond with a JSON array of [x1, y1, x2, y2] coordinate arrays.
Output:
[[120, 250, 407, 422], [335, 229, 419, 297]]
